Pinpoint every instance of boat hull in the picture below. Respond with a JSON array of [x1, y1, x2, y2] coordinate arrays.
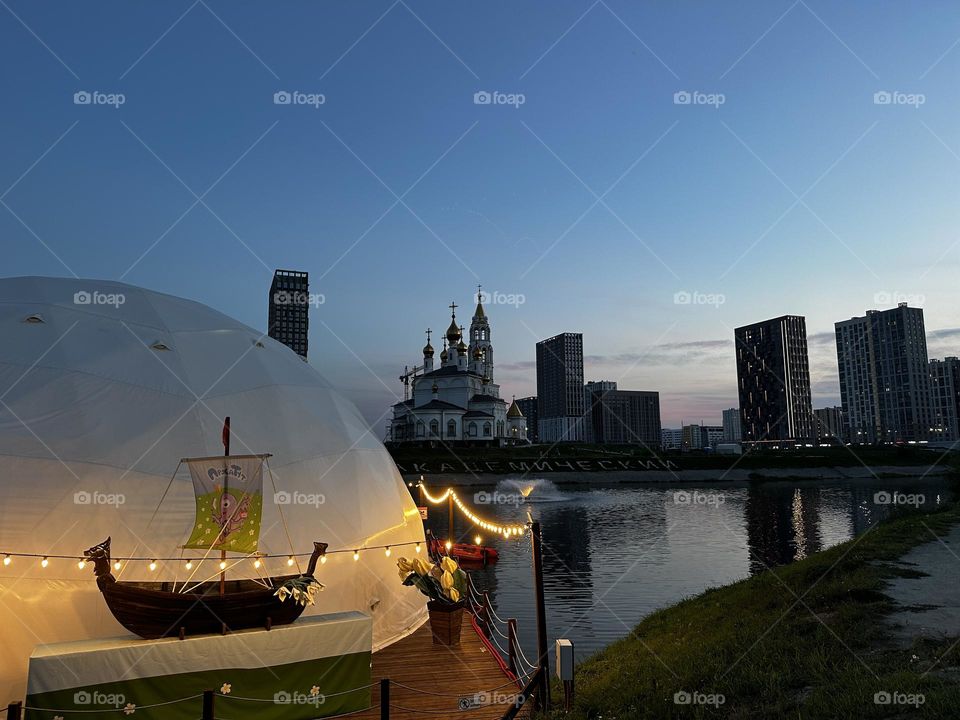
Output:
[[428, 539, 499, 566], [99, 577, 307, 639]]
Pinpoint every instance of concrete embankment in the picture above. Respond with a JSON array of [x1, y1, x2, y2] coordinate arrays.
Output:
[[400, 464, 948, 486]]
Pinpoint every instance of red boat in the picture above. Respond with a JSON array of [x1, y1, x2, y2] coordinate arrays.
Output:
[[428, 538, 499, 566]]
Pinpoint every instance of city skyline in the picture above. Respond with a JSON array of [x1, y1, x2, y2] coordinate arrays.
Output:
[[3, 2, 960, 429]]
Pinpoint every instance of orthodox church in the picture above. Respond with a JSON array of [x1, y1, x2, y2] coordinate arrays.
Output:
[[388, 292, 527, 445]]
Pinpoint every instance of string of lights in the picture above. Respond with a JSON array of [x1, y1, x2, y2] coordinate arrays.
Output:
[[418, 480, 527, 538], [2, 481, 526, 571], [0, 540, 427, 571]]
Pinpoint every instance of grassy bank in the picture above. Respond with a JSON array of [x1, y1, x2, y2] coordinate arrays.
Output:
[[390, 444, 955, 472], [546, 503, 960, 719]]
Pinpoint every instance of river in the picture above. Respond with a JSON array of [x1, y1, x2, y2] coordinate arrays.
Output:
[[422, 475, 954, 671]]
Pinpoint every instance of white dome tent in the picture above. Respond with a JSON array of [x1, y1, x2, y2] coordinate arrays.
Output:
[[0, 276, 426, 700]]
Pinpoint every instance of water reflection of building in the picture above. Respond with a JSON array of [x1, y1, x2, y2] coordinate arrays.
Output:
[[744, 486, 823, 574]]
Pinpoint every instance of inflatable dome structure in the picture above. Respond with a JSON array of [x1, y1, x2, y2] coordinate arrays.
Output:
[[0, 277, 426, 698]]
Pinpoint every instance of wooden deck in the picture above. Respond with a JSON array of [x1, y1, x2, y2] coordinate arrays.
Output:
[[356, 619, 528, 719]]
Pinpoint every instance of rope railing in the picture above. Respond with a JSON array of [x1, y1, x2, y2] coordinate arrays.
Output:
[[464, 575, 542, 684]]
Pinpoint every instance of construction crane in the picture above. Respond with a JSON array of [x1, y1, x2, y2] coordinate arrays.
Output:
[[399, 364, 425, 401]]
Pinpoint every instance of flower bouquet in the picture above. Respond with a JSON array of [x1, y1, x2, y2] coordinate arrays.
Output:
[[398, 555, 468, 645], [273, 576, 324, 607]]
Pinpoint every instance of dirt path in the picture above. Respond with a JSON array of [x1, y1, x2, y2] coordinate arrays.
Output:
[[885, 525, 960, 642]]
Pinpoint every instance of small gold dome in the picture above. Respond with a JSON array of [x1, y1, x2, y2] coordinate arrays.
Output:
[[473, 346, 484, 360], [446, 319, 461, 344], [423, 342, 434, 358]]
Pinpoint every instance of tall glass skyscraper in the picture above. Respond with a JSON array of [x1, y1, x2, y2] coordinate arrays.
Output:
[[735, 315, 815, 445], [835, 303, 931, 443], [268, 269, 309, 359], [536, 332, 585, 443]]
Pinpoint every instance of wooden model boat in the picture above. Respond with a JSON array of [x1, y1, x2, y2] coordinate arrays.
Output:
[[84, 537, 326, 639], [84, 419, 327, 639]]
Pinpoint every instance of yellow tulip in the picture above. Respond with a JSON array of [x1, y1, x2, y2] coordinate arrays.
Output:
[[440, 556, 458, 574], [396, 557, 413, 574], [447, 587, 460, 602], [412, 558, 433, 576], [440, 571, 454, 589]]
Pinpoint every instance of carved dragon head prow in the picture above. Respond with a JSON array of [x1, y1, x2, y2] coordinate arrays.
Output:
[[83, 537, 115, 584]]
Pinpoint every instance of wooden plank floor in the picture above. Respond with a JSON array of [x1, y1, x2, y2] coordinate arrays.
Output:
[[354, 620, 528, 719]]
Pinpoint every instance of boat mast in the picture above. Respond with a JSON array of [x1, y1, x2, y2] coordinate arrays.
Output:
[[220, 416, 230, 598]]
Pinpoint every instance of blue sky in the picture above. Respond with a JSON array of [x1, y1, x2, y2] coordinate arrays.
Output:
[[2, 1, 960, 430]]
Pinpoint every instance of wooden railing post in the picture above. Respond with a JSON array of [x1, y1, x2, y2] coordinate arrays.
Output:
[[482, 591, 494, 638], [507, 618, 518, 676], [530, 521, 550, 711], [380, 678, 390, 720], [202, 689, 214, 720], [7, 701, 22, 720]]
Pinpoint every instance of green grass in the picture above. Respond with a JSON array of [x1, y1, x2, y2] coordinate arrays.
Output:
[[544, 504, 960, 719], [389, 444, 954, 472]]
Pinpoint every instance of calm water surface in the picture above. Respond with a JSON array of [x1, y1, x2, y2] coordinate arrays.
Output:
[[423, 476, 954, 667]]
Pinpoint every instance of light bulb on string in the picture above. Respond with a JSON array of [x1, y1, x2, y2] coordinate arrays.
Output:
[[474, 535, 482, 545], [113, 560, 122, 571], [3, 554, 11, 566], [77, 559, 86, 570], [185, 560, 193, 571], [253, 558, 261, 569], [415, 543, 421, 554], [149, 560, 157, 571], [445, 540, 452, 551], [353, 550, 360, 561], [219, 560, 227, 571], [41, 557, 49, 568], [320, 555, 327, 565], [287, 556, 295, 567], [385, 547, 391, 557]]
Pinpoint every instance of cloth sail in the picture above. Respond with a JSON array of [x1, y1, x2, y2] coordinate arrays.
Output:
[[182, 455, 266, 553]]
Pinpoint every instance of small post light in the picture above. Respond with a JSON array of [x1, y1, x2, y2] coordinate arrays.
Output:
[[556, 638, 574, 710]]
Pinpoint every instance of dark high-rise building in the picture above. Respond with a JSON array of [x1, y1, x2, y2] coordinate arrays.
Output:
[[929, 357, 960, 442], [536, 332, 585, 443], [814, 406, 845, 444], [835, 304, 931, 443], [735, 315, 815, 445], [515, 396, 539, 443], [268, 269, 309, 359], [584, 381, 661, 447]]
